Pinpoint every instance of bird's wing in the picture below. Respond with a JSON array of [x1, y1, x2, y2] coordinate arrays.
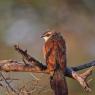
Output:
[[53, 36, 66, 70]]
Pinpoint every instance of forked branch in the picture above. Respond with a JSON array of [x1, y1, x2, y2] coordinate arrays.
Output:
[[0, 45, 94, 92]]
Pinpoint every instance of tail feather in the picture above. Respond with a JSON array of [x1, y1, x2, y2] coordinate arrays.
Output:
[[50, 70, 68, 95]]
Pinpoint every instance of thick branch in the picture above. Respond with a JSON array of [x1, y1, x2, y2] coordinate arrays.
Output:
[[0, 60, 49, 74]]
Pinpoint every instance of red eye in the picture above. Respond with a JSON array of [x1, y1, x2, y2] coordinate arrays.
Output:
[[46, 34, 51, 37]]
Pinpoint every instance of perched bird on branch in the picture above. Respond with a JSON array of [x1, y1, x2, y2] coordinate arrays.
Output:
[[41, 30, 68, 95]]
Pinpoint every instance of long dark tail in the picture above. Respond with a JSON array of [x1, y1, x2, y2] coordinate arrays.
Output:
[[50, 70, 68, 95]]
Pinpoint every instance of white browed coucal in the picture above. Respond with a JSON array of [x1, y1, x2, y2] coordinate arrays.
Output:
[[41, 30, 68, 95]]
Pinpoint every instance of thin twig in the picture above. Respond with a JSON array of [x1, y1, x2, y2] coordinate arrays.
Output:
[[0, 72, 18, 94]]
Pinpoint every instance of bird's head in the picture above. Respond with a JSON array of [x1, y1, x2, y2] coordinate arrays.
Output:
[[41, 30, 55, 42]]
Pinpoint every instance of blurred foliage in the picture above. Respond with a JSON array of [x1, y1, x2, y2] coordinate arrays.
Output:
[[0, 0, 95, 95]]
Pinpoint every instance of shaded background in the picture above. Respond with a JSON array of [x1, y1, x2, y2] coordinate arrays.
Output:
[[0, 0, 95, 95]]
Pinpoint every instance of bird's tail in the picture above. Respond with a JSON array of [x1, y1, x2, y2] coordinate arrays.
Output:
[[50, 69, 68, 95]]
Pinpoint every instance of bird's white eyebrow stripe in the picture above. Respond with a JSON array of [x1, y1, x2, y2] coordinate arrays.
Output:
[[42, 31, 52, 37]]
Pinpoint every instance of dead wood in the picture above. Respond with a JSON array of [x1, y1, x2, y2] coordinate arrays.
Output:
[[0, 45, 94, 93]]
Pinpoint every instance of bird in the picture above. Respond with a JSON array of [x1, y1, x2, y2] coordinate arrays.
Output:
[[41, 30, 68, 95]]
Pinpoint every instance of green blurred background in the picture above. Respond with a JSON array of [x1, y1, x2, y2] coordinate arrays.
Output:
[[0, 0, 95, 95]]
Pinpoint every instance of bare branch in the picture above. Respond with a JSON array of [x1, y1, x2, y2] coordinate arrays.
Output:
[[71, 60, 95, 71], [80, 66, 93, 80], [0, 59, 93, 92], [0, 45, 94, 94], [71, 67, 93, 92], [0, 60, 38, 72], [0, 60, 50, 74], [14, 45, 47, 70]]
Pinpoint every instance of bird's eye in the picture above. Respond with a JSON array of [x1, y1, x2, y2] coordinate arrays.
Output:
[[46, 34, 51, 37]]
